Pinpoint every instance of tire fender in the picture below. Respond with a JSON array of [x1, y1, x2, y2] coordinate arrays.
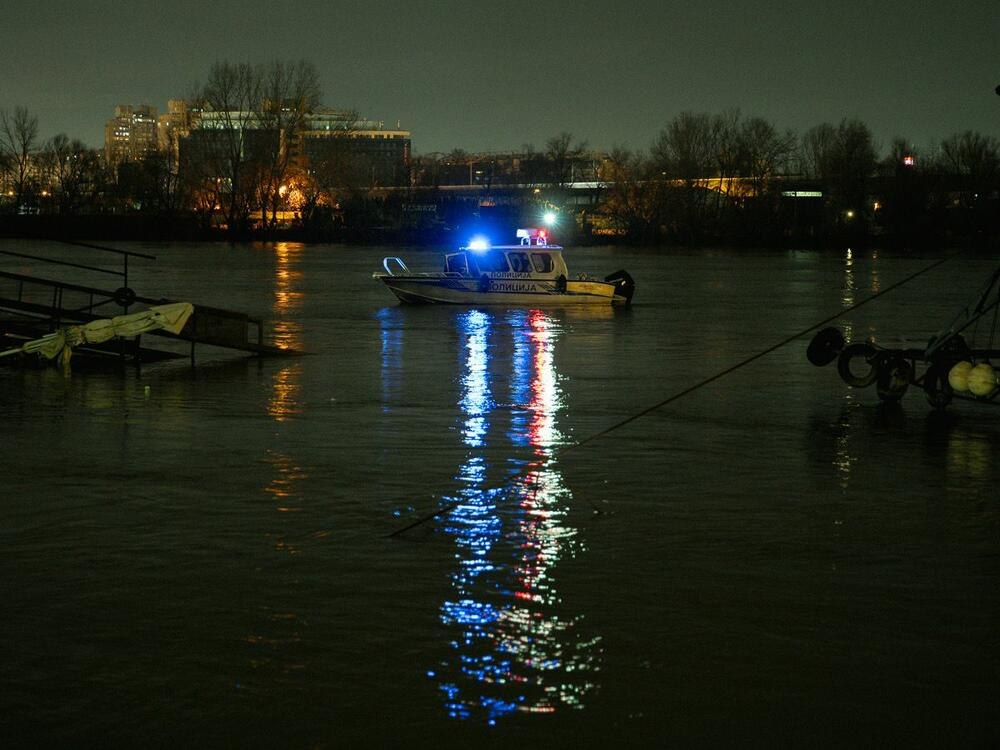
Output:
[[837, 342, 878, 388]]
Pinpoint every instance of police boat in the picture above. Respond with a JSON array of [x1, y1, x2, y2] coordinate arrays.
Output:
[[373, 229, 635, 306]]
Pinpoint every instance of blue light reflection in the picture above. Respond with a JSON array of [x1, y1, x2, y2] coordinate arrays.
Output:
[[430, 309, 602, 723]]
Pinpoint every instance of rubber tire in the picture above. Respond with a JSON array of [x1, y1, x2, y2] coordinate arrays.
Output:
[[876, 355, 911, 402], [807, 327, 845, 367], [923, 363, 953, 410], [837, 342, 878, 388]]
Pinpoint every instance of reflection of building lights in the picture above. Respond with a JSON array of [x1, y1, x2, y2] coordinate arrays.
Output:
[[266, 363, 303, 421], [267, 242, 305, 418]]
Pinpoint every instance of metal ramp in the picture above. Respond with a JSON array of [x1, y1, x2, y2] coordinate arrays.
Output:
[[0, 241, 302, 363]]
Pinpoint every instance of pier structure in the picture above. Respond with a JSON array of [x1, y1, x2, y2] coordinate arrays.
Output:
[[0, 241, 301, 365]]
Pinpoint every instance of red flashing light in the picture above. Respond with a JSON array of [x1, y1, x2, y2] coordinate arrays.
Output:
[[538, 230, 546, 238]]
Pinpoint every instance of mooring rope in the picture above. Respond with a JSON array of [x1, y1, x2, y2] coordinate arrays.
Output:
[[389, 248, 966, 538]]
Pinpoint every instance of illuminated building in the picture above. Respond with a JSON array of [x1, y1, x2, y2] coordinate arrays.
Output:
[[156, 99, 195, 158], [103, 104, 158, 168], [299, 110, 410, 188], [174, 104, 410, 188]]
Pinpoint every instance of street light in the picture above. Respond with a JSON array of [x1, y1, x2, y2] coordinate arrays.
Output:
[[543, 211, 557, 226]]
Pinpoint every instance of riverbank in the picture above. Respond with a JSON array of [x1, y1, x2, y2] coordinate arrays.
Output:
[[2, 210, 998, 251]]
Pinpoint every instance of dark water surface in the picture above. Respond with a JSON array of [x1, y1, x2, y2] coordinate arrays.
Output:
[[2, 241, 998, 745]]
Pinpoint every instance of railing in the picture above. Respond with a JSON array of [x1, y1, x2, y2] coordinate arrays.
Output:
[[0, 269, 264, 350], [0, 238, 156, 294], [381, 257, 410, 275]]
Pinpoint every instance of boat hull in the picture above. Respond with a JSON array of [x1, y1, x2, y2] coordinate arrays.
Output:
[[373, 274, 626, 305]]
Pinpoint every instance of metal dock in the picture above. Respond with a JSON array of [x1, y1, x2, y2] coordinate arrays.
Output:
[[0, 241, 303, 364]]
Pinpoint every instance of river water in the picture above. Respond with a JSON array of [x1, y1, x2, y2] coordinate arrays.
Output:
[[1, 240, 998, 745]]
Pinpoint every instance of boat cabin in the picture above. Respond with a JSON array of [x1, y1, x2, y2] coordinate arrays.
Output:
[[444, 229, 569, 279]]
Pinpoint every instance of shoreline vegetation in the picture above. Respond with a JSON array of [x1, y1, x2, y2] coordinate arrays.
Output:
[[2, 60, 998, 250]]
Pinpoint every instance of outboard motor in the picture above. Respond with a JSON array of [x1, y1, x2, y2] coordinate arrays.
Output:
[[604, 269, 635, 305]]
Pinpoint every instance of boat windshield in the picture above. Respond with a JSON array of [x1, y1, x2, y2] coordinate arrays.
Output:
[[507, 251, 531, 273], [446, 253, 469, 275], [472, 251, 510, 274], [531, 252, 554, 273]]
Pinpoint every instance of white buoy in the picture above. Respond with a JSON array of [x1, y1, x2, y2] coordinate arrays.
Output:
[[948, 361, 973, 392], [967, 363, 999, 398]]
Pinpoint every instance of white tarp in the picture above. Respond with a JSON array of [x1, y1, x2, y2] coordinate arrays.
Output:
[[1, 302, 195, 360]]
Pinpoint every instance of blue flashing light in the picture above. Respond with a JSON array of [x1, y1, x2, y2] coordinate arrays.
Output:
[[467, 235, 491, 252]]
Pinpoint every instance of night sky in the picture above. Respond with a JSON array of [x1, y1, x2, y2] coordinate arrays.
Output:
[[2, 0, 997, 154]]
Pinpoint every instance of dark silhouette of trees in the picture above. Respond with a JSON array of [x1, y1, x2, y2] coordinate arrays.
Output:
[[651, 112, 717, 242], [0, 106, 39, 211], [801, 119, 878, 211], [937, 131, 999, 206], [188, 61, 264, 234], [38, 133, 105, 214], [544, 132, 588, 188], [186, 59, 320, 234], [599, 147, 663, 243], [255, 60, 322, 229]]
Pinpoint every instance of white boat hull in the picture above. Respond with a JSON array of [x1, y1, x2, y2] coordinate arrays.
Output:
[[373, 274, 626, 305]]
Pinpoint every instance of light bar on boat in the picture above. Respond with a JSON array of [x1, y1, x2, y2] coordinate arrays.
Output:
[[467, 236, 491, 252], [516, 228, 549, 246]]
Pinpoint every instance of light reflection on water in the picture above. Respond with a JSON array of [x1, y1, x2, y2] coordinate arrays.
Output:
[[267, 243, 306, 422], [5, 243, 999, 744], [428, 309, 601, 724]]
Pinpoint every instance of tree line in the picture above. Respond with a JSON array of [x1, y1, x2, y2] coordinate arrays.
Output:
[[598, 111, 999, 245], [0, 60, 372, 238], [2, 69, 999, 245]]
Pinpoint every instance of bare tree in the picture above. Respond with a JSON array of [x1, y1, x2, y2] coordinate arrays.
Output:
[[186, 59, 327, 233], [599, 146, 663, 243], [189, 61, 265, 234], [651, 112, 715, 182], [710, 109, 744, 213], [517, 143, 547, 186], [801, 119, 877, 212], [38, 133, 104, 214], [739, 116, 796, 196], [651, 112, 717, 241], [146, 129, 187, 216], [938, 131, 999, 186], [545, 132, 588, 188], [255, 60, 322, 228], [935, 130, 1000, 227], [0, 106, 40, 211]]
